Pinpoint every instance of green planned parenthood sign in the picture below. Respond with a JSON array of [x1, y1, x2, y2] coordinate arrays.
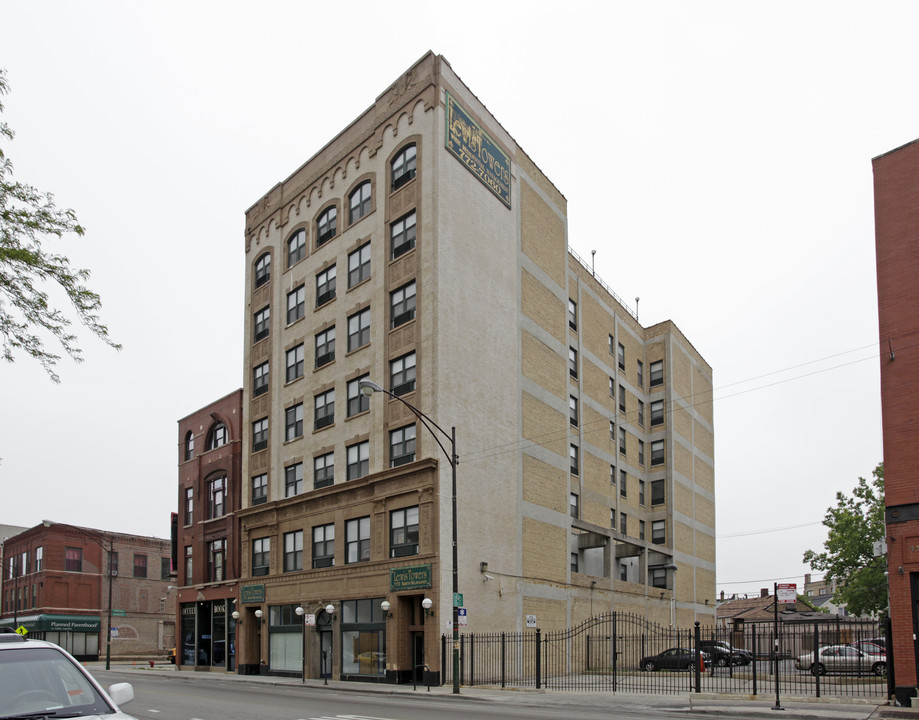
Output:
[[390, 564, 432, 591], [241, 584, 265, 604]]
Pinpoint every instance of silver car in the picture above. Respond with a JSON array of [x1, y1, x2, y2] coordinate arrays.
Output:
[[795, 644, 887, 677], [0, 631, 137, 718]]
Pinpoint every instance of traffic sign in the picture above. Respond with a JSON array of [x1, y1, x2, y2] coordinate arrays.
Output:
[[458, 608, 467, 627], [15, 625, 27, 636], [453, 593, 464, 608], [776, 583, 797, 604]]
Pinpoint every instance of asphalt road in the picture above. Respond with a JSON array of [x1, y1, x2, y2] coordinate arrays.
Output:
[[91, 669, 666, 720]]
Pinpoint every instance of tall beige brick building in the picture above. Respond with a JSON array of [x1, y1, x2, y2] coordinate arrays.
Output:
[[236, 52, 715, 683]]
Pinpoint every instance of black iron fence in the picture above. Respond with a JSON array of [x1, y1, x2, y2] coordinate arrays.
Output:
[[441, 612, 890, 700]]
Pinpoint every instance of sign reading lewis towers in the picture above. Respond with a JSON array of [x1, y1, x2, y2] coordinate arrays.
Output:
[[445, 92, 511, 208]]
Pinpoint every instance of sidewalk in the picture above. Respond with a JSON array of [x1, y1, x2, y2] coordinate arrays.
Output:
[[93, 661, 900, 720]]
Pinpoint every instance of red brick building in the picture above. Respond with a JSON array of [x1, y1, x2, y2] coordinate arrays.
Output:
[[175, 389, 243, 671], [0, 522, 175, 661], [874, 138, 919, 704]]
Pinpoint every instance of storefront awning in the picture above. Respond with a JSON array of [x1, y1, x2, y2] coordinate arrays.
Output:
[[0, 614, 101, 633]]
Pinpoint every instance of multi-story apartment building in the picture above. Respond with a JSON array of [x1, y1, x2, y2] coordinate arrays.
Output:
[[0, 522, 175, 660], [236, 52, 715, 683], [874, 137, 919, 705], [175, 389, 243, 671]]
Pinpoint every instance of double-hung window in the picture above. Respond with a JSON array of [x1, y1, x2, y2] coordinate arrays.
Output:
[[570, 493, 579, 518], [618, 384, 626, 413], [347, 441, 369, 480], [391, 144, 416, 190], [569, 395, 578, 427], [390, 506, 419, 558], [254, 306, 270, 342], [390, 352, 416, 396], [283, 530, 303, 572], [287, 229, 306, 267], [347, 375, 370, 417], [619, 427, 626, 455], [255, 252, 271, 287], [251, 473, 267, 505], [314, 389, 334, 430], [651, 440, 665, 466], [252, 538, 270, 576], [650, 360, 664, 387], [253, 362, 269, 397], [316, 265, 336, 306], [346, 517, 371, 563], [390, 281, 416, 328], [134, 553, 148, 579], [389, 424, 416, 467], [347, 308, 370, 351], [650, 400, 664, 426], [618, 342, 625, 370], [287, 285, 305, 324], [314, 452, 334, 489], [349, 181, 372, 223], [313, 524, 334, 568], [569, 347, 578, 378], [568, 299, 577, 330], [206, 475, 226, 518], [651, 479, 665, 505], [315, 327, 335, 368], [285, 462, 303, 497], [570, 444, 579, 475], [652, 520, 666, 545], [348, 242, 371, 287], [65, 547, 82, 573], [390, 211, 416, 259], [252, 418, 268, 452], [286, 344, 304, 382], [285, 402, 304, 441], [317, 206, 337, 245]]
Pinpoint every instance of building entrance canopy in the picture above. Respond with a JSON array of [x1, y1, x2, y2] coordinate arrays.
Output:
[[1, 614, 101, 633]]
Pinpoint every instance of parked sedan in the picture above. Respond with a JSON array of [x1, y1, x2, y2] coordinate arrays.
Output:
[[795, 644, 886, 676], [850, 640, 885, 657], [699, 640, 754, 666], [640, 647, 710, 671], [0, 630, 137, 718]]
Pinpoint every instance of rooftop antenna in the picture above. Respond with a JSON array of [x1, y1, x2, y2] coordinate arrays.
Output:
[[591, 250, 596, 275], [635, 297, 640, 320]]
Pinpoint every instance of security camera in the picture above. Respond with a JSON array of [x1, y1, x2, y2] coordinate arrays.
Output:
[[483, 574, 495, 582]]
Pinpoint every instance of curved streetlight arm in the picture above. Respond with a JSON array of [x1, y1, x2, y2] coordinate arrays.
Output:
[[359, 380, 457, 467]]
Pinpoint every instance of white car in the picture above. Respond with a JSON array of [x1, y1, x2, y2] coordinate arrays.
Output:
[[0, 630, 137, 718]]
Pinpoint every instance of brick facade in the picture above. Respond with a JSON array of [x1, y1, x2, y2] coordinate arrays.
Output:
[[874, 137, 919, 701]]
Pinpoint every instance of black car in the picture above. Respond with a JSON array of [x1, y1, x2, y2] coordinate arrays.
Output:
[[699, 640, 754, 666], [639, 647, 710, 671]]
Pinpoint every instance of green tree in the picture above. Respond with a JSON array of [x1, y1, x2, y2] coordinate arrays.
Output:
[[803, 463, 887, 618], [0, 69, 119, 382]]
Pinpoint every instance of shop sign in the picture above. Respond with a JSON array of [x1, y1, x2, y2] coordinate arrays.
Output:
[[445, 92, 511, 209], [241, 584, 266, 604], [390, 564, 432, 591]]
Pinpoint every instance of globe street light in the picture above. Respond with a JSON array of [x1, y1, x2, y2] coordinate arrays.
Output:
[[359, 378, 460, 694]]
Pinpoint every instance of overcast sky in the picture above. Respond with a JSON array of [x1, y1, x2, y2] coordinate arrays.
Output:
[[2, 1, 911, 599]]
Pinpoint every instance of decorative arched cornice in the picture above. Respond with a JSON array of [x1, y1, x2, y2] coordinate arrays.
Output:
[[246, 93, 434, 245]]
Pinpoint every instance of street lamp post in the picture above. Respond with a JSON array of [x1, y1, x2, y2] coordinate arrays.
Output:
[[42, 520, 115, 670], [360, 379, 461, 694], [295, 606, 306, 683]]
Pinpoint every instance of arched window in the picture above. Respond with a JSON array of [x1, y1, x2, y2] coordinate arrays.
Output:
[[254, 252, 271, 288], [207, 422, 228, 450], [349, 181, 372, 224], [184, 431, 194, 461], [317, 207, 337, 245], [287, 229, 306, 267], [391, 144, 416, 191]]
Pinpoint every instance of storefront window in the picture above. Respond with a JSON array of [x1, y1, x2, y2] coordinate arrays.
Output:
[[340, 597, 385, 677], [268, 604, 302, 674]]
